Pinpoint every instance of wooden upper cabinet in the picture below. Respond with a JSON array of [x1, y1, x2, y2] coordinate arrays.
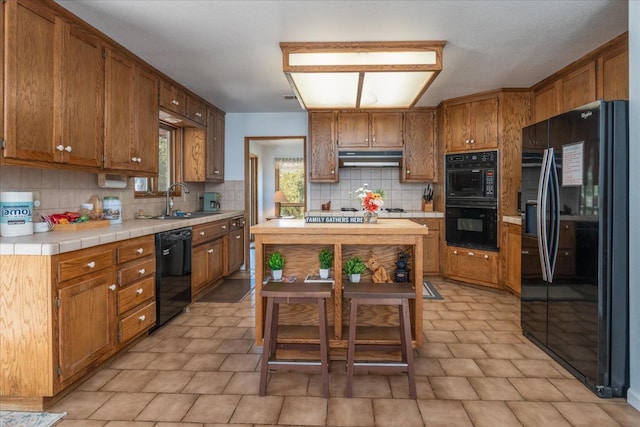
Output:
[[402, 110, 436, 182], [337, 112, 403, 149], [103, 47, 135, 171], [309, 111, 338, 183], [337, 112, 369, 148], [445, 97, 498, 152], [206, 109, 225, 182], [561, 61, 596, 112], [532, 82, 560, 123], [370, 112, 403, 148], [4, 0, 57, 164], [186, 96, 207, 125], [159, 80, 186, 116], [104, 49, 158, 175], [134, 67, 159, 175], [599, 41, 628, 101], [57, 20, 104, 168]]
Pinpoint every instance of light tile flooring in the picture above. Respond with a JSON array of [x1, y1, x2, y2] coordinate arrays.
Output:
[[52, 277, 640, 426]]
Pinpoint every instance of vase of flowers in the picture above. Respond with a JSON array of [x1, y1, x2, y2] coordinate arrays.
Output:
[[355, 184, 384, 223]]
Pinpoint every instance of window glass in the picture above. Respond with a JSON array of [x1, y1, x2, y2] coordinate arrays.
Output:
[[276, 158, 305, 218]]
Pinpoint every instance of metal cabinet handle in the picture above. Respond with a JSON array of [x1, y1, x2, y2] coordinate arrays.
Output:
[[468, 252, 475, 256], [87, 261, 96, 268], [137, 288, 144, 294], [522, 250, 530, 255], [64, 146, 72, 152], [109, 284, 116, 291], [235, 235, 241, 239], [138, 268, 145, 275], [172, 99, 179, 106], [139, 315, 146, 321], [196, 112, 202, 117], [331, 170, 335, 174], [136, 248, 144, 254], [200, 231, 205, 236], [214, 170, 220, 174], [222, 225, 227, 229], [465, 139, 470, 144], [207, 249, 214, 254], [484, 254, 489, 259], [453, 250, 458, 255], [470, 139, 475, 144], [56, 144, 65, 151]]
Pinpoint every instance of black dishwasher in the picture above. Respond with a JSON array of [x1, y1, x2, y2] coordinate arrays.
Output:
[[154, 227, 192, 329]]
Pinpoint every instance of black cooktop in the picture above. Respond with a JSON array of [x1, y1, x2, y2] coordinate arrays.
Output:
[[341, 207, 358, 212], [384, 208, 405, 212]]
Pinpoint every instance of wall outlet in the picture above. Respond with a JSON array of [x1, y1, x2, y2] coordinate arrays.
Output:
[[32, 191, 41, 208]]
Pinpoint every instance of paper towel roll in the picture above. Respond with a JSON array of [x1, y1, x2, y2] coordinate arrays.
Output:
[[97, 173, 128, 189]]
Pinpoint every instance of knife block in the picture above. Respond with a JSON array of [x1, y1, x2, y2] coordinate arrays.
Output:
[[421, 200, 433, 212]]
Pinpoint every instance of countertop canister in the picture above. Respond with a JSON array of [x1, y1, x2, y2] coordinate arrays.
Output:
[[103, 196, 122, 224], [0, 191, 34, 237]]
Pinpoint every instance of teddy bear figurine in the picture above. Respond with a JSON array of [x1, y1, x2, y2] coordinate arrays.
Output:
[[366, 254, 393, 283]]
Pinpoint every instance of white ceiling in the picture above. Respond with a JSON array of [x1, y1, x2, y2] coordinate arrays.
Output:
[[54, 0, 628, 114]]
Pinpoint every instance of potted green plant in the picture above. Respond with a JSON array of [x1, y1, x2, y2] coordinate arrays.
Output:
[[318, 247, 334, 279], [343, 256, 366, 283], [268, 251, 285, 280]]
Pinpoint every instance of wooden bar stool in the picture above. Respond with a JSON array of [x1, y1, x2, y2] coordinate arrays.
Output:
[[344, 282, 417, 399], [259, 282, 333, 398]]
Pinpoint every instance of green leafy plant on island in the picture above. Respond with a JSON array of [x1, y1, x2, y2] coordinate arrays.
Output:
[[343, 256, 366, 275], [318, 247, 334, 269], [268, 251, 285, 270]]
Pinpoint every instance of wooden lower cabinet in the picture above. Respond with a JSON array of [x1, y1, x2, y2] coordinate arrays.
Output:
[[501, 222, 522, 295], [411, 218, 441, 275], [192, 236, 225, 296], [444, 245, 499, 288], [0, 236, 157, 410], [226, 216, 246, 275]]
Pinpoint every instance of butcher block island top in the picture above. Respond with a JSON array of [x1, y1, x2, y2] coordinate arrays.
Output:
[[251, 218, 429, 352]]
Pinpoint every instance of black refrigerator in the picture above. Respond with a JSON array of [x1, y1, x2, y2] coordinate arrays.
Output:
[[520, 100, 629, 398]]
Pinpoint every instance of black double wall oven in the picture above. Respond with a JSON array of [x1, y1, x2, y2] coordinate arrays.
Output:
[[445, 150, 499, 251]]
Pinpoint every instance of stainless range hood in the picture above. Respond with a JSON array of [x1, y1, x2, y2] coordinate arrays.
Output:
[[338, 150, 403, 167]]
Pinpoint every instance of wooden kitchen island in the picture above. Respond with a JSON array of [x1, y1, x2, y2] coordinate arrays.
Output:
[[251, 218, 429, 353]]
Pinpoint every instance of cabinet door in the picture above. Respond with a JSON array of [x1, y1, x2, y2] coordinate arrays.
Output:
[[533, 82, 561, 123], [184, 127, 206, 182], [134, 67, 159, 175], [444, 103, 470, 152], [186, 96, 207, 125], [470, 98, 498, 150], [4, 0, 57, 163], [206, 109, 225, 182], [412, 218, 441, 275], [561, 62, 596, 112], [309, 112, 337, 182], [403, 111, 435, 182], [600, 46, 628, 101], [103, 47, 135, 170], [445, 246, 498, 287], [159, 80, 186, 116], [227, 227, 245, 274], [192, 238, 224, 296], [337, 112, 369, 147], [58, 270, 117, 384], [58, 20, 104, 169], [502, 222, 521, 294], [370, 112, 403, 148]]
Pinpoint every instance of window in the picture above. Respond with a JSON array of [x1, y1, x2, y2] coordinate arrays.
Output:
[[135, 123, 178, 197], [275, 157, 305, 218]]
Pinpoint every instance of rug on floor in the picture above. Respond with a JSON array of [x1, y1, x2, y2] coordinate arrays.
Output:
[[0, 411, 66, 427], [196, 278, 254, 303], [423, 281, 443, 300]]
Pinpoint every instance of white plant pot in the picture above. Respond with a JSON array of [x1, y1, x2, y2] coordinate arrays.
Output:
[[350, 273, 361, 283], [319, 268, 330, 279], [272, 269, 283, 281]]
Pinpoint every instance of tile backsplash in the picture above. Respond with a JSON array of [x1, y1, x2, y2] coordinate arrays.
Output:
[[309, 167, 435, 211], [0, 165, 245, 220]]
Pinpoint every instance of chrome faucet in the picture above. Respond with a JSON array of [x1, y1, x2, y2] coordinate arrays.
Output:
[[165, 182, 190, 216]]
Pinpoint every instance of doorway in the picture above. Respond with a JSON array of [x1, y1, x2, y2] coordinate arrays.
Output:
[[244, 136, 306, 269]]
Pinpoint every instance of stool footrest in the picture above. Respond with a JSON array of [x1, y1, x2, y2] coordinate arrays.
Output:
[[268, 360, 322, 367], [354, 361, 408, 368]]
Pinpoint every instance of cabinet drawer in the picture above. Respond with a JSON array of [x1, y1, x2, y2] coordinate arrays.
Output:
[[230, 216, 245, 231], [118, 257, 156, 286], [193, 221, 229, 245], [58, 249, 115, 283], [117, 236, 155, 264], [446, 247, 498, 286], [119, 302, 156, 343], [118, 276, 155, 315], [186, 96, 207, 125]]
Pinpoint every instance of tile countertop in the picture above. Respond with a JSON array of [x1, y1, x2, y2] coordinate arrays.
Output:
[[306, 210, 444, 219], [0, 210, 245, 256]]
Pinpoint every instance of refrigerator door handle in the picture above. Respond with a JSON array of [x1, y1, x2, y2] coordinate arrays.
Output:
[[537, 148, 552, 282], [547, 150, 561, 283]]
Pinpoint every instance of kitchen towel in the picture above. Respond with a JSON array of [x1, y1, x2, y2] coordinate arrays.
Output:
[[0, 411, 66, 427]]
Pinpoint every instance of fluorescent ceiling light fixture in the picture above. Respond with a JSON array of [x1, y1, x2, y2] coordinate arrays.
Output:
[[281, 41, 445, 109]]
